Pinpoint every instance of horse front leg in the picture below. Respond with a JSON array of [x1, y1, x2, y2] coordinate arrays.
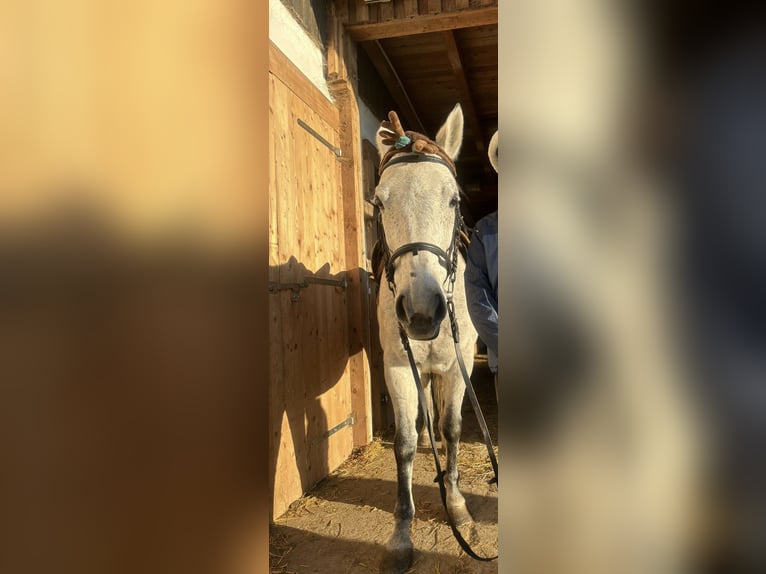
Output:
[[382, 366, 421, 574], [434, 371, 473, 526]]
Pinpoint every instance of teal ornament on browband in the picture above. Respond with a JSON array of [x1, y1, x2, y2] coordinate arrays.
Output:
[[395, 135, 411, 149]]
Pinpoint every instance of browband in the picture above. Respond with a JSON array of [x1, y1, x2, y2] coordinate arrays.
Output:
[[379, 153, 457, 177]]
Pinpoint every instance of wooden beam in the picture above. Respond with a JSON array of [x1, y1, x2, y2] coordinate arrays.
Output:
[[442, 30, 486, 158], [360, 40, 425, 133], [346, 6, 497, 41]]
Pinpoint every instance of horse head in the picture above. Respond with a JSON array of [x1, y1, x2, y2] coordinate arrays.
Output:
[[374, 104, 464, 340]]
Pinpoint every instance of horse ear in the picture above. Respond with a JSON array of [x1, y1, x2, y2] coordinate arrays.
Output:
[[376, 124, 394, 159], [488, 130, 498, 173], [435, 104, 464, 161]]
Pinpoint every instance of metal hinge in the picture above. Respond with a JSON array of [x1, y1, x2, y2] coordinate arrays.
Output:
[[309, 414, 354, 446]]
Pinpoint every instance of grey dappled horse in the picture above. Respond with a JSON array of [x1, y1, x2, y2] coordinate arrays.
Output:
[[373, 104, 478, 573]]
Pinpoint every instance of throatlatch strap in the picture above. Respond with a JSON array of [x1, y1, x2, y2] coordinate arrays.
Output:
[[399, 327, 497, 562]]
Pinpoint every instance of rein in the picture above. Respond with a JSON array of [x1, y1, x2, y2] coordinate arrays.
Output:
[[375, 151, 498, 562]]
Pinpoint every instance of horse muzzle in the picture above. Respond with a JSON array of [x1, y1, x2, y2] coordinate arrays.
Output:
[[395, 291, 447, 341]]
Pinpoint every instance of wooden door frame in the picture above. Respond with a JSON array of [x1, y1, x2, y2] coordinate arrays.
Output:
[[327, 10, 374, 448]]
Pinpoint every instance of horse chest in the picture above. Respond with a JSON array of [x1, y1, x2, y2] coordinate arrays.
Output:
[[409, 338, 456, 374]]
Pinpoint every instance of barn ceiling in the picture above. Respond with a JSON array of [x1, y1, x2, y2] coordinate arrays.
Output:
[[337, 1, 498, 219]]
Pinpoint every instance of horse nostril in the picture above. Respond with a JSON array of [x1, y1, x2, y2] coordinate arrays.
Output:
[[395, 295, 408, 323], [434, 294, 447, 323]]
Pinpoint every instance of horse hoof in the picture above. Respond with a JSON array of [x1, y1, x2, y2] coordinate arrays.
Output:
[[380, 546, 413, 574], [448, 503, 473, 526]]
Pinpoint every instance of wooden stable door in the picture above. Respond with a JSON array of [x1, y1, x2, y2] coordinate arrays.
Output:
[[268, 46, 356, 520]]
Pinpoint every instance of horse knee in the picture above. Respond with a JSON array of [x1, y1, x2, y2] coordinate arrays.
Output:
[[394, 429, 418, 463], [440, 412, 462, 445], [414, 408, 425, 436]]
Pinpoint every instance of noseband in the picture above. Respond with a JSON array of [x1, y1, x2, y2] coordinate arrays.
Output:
[[373, 154, 465, 296]]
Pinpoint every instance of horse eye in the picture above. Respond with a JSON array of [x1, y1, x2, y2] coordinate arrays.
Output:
[[449, 196, 459, 207]]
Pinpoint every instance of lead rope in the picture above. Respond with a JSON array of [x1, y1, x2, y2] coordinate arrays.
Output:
[[398, 326, 497, 562], [446, 299, 499, 484], [444, 221, 498, 484]]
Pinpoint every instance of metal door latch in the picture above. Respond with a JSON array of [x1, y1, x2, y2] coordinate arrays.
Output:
[[297, 118, 342, 157], [269, 275, 348, 302]]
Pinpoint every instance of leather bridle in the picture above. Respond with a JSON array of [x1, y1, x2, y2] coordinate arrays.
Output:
[[375, 154, 463, 298]]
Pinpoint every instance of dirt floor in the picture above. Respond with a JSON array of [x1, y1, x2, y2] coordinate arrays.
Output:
[[270, 364, 498, 574]]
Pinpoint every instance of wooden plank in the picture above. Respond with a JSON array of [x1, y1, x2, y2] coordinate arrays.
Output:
[[374, 52, 451, 72], [383, 29, 445, 49], [277, 112, 308, 519], [360, 40, 426, 133], [346, 6, 497, 41], [269, 80, 281, 256], [336, 0, 348, 22], [268, 42, 340, 131], [380, 0, 395, 21], [326, 143, 355, 461], [367, 3, 381, 24], [442, 30, 486, 156], [360, 140, 390, 432], [427, 0, 442, 14], [400, 0, 419, 18], [320, 113, 354, 465], [354, 0, 369, 24], [270, 76, 306, 519], [268, 74, 285, 520], [457, 22, 498, 44], [307, 113, 331, 489]]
